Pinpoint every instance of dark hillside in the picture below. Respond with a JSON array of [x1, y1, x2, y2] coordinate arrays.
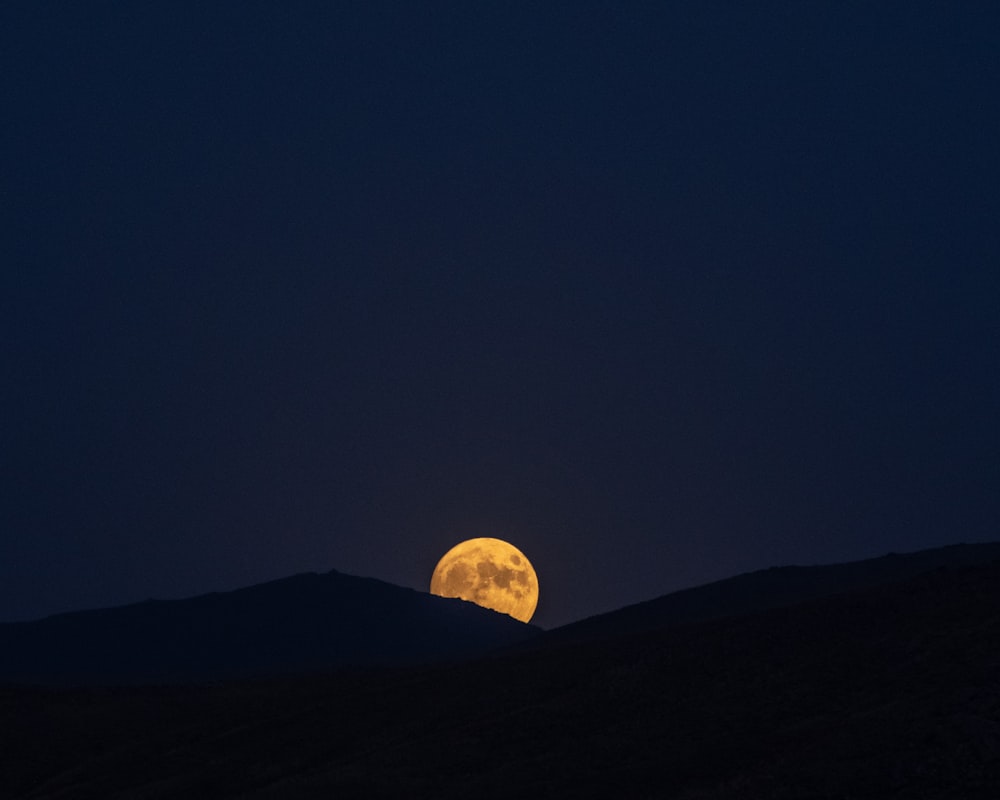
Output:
[[539, 541, 1000, 646], [0, 569, 540, 685], [4, 560, 1000, 798]]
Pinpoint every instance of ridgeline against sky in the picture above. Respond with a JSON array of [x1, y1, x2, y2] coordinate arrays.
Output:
[[2, 3, 998, 628]]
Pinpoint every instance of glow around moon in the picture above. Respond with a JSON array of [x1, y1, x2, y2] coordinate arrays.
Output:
[[429, 538, 538, 623]]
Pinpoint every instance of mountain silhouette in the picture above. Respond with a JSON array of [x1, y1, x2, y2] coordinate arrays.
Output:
[[536, 541, 1000, 647], [3, 546, 1000, 798], [0, 569, 540, 685], [5, 543, 1000, 687]]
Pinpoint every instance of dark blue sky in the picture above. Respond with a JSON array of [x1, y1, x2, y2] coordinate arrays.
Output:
[[2, 2, 998, 628]]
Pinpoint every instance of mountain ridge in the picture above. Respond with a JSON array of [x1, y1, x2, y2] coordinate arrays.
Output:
[[537, 540, 1000, 647], [5, 541, 1000, 687], [0, 567, 540, 685]]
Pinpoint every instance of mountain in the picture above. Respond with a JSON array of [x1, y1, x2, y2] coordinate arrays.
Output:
[[0, 569, 540, 685], [5, 542, 1000, 687], [536, 541, 1000, 647], [3, 554, 1000, 798]]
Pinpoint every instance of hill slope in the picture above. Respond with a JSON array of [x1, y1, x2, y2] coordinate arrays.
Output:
[[3, 555, 1000, 797], [0, 569, 540, 685], [539, 541, 1000, 646]]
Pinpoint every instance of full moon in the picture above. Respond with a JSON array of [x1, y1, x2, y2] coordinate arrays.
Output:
[[429, 538, 539, 623]]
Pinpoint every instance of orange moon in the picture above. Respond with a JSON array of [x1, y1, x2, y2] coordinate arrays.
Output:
[[429, 538, 538, 623]]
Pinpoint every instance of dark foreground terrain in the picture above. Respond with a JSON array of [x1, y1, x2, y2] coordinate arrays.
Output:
[[5, 559, 1000, 798]]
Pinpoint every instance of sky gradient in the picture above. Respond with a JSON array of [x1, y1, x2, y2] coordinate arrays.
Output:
[[3, 2, 998, 628]]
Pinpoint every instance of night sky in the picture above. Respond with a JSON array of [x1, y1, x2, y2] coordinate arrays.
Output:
[[3, 2, 998, 630]]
